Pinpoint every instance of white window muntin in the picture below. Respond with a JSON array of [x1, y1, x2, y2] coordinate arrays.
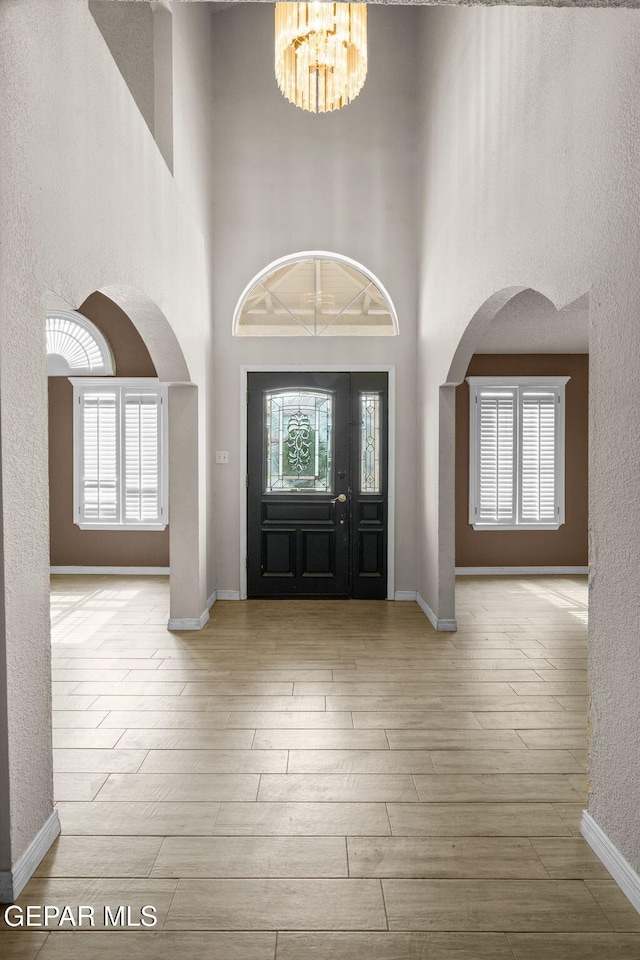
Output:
[[71, 378, 168, 531], [46, 309, 115, 376], [467, 376, 569, 531]]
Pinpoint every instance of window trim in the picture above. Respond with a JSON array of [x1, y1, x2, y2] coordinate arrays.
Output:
[[70, 377, 168, 531], [467, 376, 570, 531]]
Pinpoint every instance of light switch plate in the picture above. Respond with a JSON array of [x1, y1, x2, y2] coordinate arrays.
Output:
[[215, 451, 229, 464]]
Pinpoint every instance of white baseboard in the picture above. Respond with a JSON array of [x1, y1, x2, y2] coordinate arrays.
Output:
[[50, 566, 169, 575], [216, 590, 241, 600], [167, 590, 217, 631], [0, 810, 61, 902], [416, 592, 457, 632], [394, 591, 417, 601], [581, 810, 640, 915], [455, 566, 588, 576]]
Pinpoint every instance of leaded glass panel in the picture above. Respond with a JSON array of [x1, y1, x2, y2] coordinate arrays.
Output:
[[265, 390, 333, 492], [360, 392, 381, 493]]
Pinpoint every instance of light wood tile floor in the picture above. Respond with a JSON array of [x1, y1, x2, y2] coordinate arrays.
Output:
[[4, 574, 639, 959]]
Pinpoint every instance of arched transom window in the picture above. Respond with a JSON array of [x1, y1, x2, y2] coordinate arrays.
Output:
[[46, 309, 115, 376], [233, 253, 398, 337]]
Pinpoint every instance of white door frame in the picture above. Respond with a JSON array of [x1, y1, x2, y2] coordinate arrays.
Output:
[[239, 364, 396, 600]]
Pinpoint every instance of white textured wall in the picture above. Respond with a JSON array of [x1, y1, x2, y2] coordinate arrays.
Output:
[[0, 0, 211, 871], [415, 6, 640, 868], [210, 3, 421, 596]]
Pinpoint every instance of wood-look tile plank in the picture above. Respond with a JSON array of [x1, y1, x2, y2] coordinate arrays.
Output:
[[402, 682, 519, 696], [0, 933, 49, 959], [116, 729, 254, 750], [124, 670, 231, 682], [226, 711, 353, 728], [347, 837, 548, 879], [182, 682, 294, 696], [258, 774, 419, 802], [586, 881, 640, 931], [413, 774, 582, 803], [51, 695, 99, 711], [56, 801, 221, 836], [382, 879, 611, 931], [52, 669, 129, 682], [530, 838, 611, 879], [52, 728, 125, 749], [34, 932, 276, 960], [439, 697, 564, 712], [385, 729, 525, 750], [327, 697, 442, 712], [353, 712, 481, 729], [517, 729, 587, 750], [508, 933, 640, 959], [10, 879, 177, 930], [387, 803, 571, 837], [276, 932, 514, 960], [34, 837, 163, 878], [476, 712, 586, 729], [95, 773, 259, 802], [71, 681, 187, 696], [164, 878, 387, 930], [98, 711, 229, 728], [52, 749, 147, 773], [509, 683, 588, 697], [53, 773, 108, 801], [139, 749, 287, 774], [152, 836, 347, 878], [231, 670, 333, 681], [287, 750, 437, 774], [207, 697, 325, 712], [88, 696, 213, 712], [252, 729, 388, 750], [212, 802, 390, 836], [553, 802, 585, 833], [51, 711, 109, 728], [430, 750, 584, 774]]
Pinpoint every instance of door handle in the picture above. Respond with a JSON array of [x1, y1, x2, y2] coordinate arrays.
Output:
[[331, 493, 347, 503]]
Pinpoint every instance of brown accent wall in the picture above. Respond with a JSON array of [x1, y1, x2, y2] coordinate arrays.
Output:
[[49, 292, 170, 567], [455, 354, 588, 568]]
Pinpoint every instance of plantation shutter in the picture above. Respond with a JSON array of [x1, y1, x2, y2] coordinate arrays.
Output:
[[519, 388, 558, 523], [74, 380, 166, 529], [80, 390, 119, 523], [124, 390, 163, 524], [476, 388, 517, 524]]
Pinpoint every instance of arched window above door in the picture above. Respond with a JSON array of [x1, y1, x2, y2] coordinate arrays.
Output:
[[233, 252, 398, 337], [46, 309, 115, 376]]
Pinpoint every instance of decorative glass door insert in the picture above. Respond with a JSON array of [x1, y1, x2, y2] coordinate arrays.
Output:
[[360, 392, 381, 493], [265, 389, 333, 492]]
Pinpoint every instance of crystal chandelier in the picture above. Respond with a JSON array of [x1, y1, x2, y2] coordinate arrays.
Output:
[[275, 3, 368, 113]]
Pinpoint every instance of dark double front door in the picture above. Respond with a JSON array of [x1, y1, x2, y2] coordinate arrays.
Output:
[[247, 372, 388, 599]]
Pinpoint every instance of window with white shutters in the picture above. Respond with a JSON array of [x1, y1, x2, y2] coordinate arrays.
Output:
[[467, 377, 569, 530], [71, 379, 168, 530]]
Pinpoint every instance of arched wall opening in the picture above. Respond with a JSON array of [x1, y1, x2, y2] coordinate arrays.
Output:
[[437, 287, 590, 627], [46, 285, 205, 629]]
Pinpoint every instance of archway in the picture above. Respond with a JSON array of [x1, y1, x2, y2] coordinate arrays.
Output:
[[437, 287, 590, 627], [46, 286, 206, 629]]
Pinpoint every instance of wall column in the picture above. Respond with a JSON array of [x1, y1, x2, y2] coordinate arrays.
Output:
[[587, 267, 640, 874], [167, 382, 208, 629], [0, 284, 59, 900]]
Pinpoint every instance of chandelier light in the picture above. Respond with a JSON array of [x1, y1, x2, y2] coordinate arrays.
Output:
[[275, 2, 368, 113]]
